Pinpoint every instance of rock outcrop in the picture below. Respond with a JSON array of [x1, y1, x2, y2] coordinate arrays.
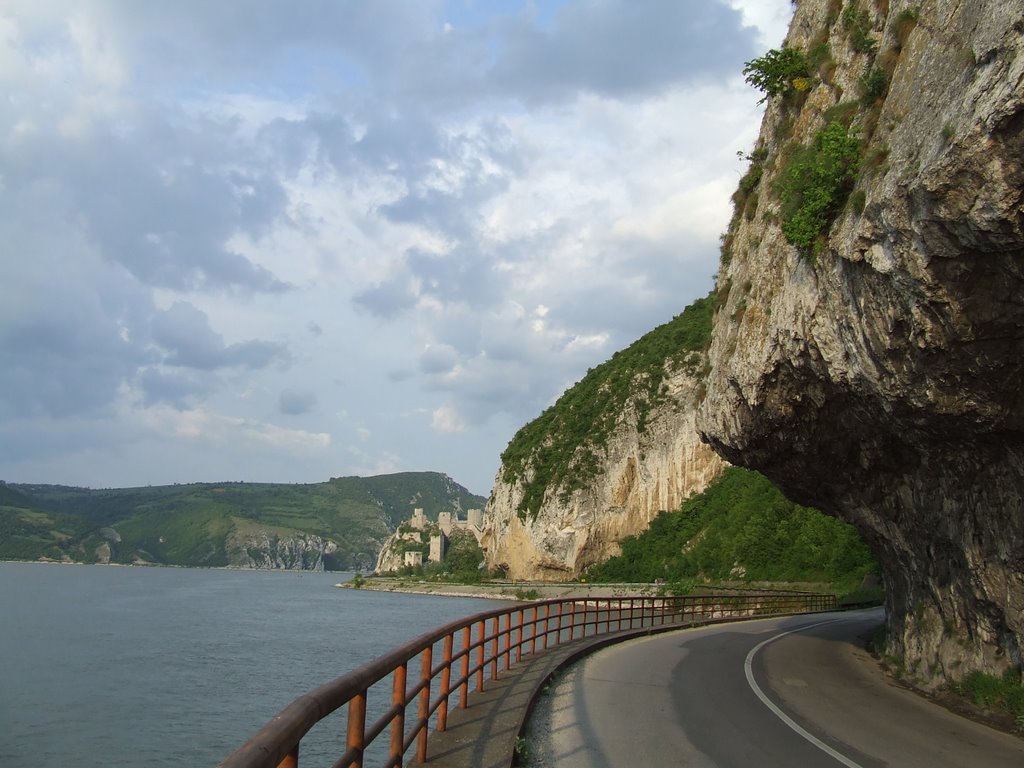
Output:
[[227, 530, 339, 571], [699, 0, 1024, 681], [482, 361, 725, 581]]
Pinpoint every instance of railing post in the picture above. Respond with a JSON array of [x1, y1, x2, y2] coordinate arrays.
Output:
[[515, 609, 523, 664], [530, 605, 538, 655], [415, 646, 432, 763], [541, 604, 549, 650], [503, 613, 512, 671], [555, 602, 563, 647], [460, 626, 471, 709], [389, 663, 407, 767], [438, 634, 454, 731], [569, 601, 576, 641], [346, 691, 367, 768], [476, 619, 486, 692], [490, 616, 500, 681]]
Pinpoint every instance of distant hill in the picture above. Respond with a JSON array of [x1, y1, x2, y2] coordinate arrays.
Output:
[[1, 473, 486, 571]]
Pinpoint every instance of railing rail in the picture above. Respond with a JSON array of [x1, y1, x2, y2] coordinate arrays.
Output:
[[218, 590, 835, 768]]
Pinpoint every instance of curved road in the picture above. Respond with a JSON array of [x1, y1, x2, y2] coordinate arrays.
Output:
[[528, 609, 1024, 767]]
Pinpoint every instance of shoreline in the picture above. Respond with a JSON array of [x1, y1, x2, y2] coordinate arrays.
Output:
[[335, 577, 665, 601]]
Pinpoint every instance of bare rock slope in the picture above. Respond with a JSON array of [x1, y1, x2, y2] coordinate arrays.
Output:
[[699, 0, 1024, 681]]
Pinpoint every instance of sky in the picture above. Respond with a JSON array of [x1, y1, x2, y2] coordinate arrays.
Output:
[[0, 0, 792, 496]]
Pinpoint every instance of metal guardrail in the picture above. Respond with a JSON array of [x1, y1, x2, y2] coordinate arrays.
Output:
[[218, 590, 835, 768]]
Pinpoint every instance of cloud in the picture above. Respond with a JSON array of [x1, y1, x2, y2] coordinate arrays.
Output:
[[0, 0, 792, 494], [138, 368, 213, 409], [0, 186, 152, 420], [432, 404, 467, 434], [486, 0, 757, 101], [151, 301, 288, 370], [142, 406, 331, 452], [279, 389, 318, 416], [419, 343, 459, 375], [353, 276, 419, 319]]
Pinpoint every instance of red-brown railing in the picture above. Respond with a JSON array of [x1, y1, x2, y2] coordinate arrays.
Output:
[[218, 590, 835, 768]]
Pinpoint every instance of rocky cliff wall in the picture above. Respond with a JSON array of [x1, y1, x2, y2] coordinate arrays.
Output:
[[699, 0, 1024, 682], [482, 364, 725, 581], [227, 529, 340, 571]]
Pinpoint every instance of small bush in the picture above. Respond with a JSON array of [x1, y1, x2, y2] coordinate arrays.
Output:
[[955, 669, 1024, 725], [775, 120, 861, 256], [743, 47, 813, 103], [850, 189, 867, 214], [842, 2, 877, 55], [893, 8, 919, 50], [822, 100, 860, 128], [859, 66, 888, 105]]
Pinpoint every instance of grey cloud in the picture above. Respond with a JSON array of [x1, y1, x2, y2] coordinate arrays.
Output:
[[387, 369, 416, 383], [488, 1, 756, 101], [151, 301, 288, 370], [552, 239, 718, 343], [279, 389, 318, 416], [407, 247, 503, 308], [138, 368, 213, 408], [387, 0, 758, 107], [77, 136, 290, 293], [370, 119, 518, 240], [419, 344, 459, 375], [4, 99, 290, 294], [353, 277, 418, 319], [352, 111, 446, 175], [0, 190, 153, 420], [225, 340, 289, 369], [0, 318, 144, 420], [107, 1, 433, 92]]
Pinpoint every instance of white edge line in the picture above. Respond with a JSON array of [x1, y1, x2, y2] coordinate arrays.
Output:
[[744, 618, 867, 768]]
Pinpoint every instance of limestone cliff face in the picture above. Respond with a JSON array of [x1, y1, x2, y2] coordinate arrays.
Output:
[[374, 537, 406, 575], [227, 530, 339, 571], [483, 365, 725, 581], [699, 0, 1024, 681]]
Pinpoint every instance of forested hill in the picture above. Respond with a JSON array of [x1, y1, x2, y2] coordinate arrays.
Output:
[[0, 472, 485, 570]]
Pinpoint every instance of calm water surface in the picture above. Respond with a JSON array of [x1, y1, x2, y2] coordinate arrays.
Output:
[[0, 562, 502, 767]]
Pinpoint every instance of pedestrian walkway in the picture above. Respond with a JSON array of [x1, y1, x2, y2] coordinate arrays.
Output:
[[421, 623, 693, 768]]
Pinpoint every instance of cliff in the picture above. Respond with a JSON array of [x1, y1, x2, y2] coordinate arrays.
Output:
[[482, 298, 726, 580], [698, 0, 1024, 682], [227, 527, 340, 571]]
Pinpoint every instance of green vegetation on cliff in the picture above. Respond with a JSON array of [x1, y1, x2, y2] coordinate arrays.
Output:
[[588, 467, 877, 591], [500, 293, 716, 520], [1, 473, 485, 570]]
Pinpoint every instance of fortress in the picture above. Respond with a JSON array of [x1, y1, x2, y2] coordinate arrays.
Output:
[[379, 507, 486, 572]]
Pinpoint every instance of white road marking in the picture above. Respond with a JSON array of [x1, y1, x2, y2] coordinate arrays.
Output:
[[744, 618, 868, 768]]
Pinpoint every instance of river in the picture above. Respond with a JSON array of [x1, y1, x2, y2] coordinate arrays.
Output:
[[0, 561, 502, 767]]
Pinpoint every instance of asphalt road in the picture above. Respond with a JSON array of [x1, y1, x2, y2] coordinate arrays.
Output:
[[528, 609, 1024, 767]]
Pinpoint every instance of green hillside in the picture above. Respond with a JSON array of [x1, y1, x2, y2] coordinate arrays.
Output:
[[0, 484, 88, 561], [588, 467, 877, 592], [500, 291, 716, 519], [3, 473, 485, 570]]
